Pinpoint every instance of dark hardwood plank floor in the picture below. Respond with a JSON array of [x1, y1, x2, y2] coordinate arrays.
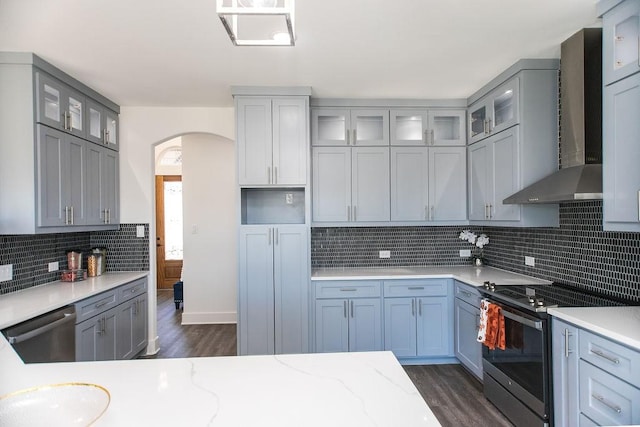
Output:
[[151, 290, 512, 426]]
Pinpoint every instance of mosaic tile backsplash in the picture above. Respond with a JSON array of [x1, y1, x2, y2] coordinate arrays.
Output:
[[312, 201, 640, 303], [0, 224, 149, 295]]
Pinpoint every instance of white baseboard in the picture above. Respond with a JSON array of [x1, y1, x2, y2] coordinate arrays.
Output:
[[181, 311, 237, 325]]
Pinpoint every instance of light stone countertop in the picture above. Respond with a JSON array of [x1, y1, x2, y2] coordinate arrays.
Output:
[[0, 334, 440, 426], [548, 306, 640, 351], [0, 272, 148, 329], [312, 266, 552, 287]]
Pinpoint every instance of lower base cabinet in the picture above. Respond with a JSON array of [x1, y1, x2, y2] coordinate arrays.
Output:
[[552, 316, 640, 427], [383, 279, 454, 360], [75, 277, 148, 361], [454, 281, 482, 379], [314, 281, 382, 353]]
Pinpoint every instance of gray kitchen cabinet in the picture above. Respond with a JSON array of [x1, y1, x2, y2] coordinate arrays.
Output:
[[75, 277, 148, 361], [552, 318, 580, 427], [390, 109, 466, 146], [85, 144, 119, 226], [551, 316, 640, 426], [383, 280, 454, 361], [76, 306, 118, 362], [454, 281, 482, 380], [314, 281, 383, 353], [468, 77, 519, 145], [36, 71, 87, 139], [312, 108, 389, 146], [37, 125, 86, 227], [466, 61, 559, 227], [603, 60, 640, 231], [390, 146, 466, 222], [468, 127, 520, 222], [0, 52, 120, 234], [238, 225, 309, 355], [87, 99, 119, 151], [602, 0, 640, 85], [236, 96, 308, 186], [312, 146, 390, 223]]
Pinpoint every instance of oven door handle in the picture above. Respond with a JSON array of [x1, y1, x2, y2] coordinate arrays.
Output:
[[501, 309, 543, 330]]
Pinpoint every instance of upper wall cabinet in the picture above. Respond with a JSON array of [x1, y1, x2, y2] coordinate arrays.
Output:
[[0, 52, 120, 234], [390, 109, 466, 146], [311, 108, 389, 146], [466, 60, 560, 227], [87, 99, 119, 151], [237, 96, 309, 186], [468, 78, 519, 145], [601, 0, 640, 232], [602, 0, 640, 85]]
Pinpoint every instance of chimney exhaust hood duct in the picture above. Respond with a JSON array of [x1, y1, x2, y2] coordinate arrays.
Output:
[[503, 28, 602, 205]]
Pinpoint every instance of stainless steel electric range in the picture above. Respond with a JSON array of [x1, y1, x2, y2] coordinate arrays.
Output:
[[478, 281, 635, 427]]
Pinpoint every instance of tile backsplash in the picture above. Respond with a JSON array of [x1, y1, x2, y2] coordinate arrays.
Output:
[[0, 224, 149, 295], [312, 201, 640, 302]]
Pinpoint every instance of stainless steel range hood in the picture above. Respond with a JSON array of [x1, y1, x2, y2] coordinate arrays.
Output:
[[504, 28, 602, 205]]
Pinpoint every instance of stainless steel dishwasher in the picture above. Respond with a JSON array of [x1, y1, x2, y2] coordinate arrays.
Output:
[[2, 305, 76, 363]]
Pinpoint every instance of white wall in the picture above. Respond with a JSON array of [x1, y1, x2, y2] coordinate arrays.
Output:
[[119, 106, 235, 354], [181, 134, 236, 324]]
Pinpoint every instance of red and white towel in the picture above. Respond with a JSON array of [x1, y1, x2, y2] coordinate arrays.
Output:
[[477, 299, 506, 350]]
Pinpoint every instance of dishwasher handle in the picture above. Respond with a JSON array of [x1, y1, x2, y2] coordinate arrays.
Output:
[[6, 310, 76, 344]]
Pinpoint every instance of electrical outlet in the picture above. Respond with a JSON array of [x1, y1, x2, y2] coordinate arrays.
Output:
[[379, 250, 391, 259], [48, 261, 59, 272], [460, 249, 471, 257], [136, 225, 145, 238], [0, 264, 13, 282], [525, 256, 535, 267], [285, 193, 293, 204]]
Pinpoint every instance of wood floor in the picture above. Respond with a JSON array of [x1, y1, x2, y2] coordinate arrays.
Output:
[[151, 290, 512, 426]]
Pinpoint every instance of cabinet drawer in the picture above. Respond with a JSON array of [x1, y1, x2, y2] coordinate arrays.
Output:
[[75, 290, 118, 323], [579, 329, 640, 387], [579, 360, 640, 426], [383, 279, 450, 297], [118, 278, 148, 303], [454, 281, 481, 306], [315, 281, 381, 299]]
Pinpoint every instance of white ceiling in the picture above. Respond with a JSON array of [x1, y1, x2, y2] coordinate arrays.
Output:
[[0, 0, 600, 107]]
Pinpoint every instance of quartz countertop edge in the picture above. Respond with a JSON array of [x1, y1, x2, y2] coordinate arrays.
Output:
[[0, 339, 440, 426], [548, 306, 640, 351], [311, 266, 551, 287], [0, 272, 148, 329]]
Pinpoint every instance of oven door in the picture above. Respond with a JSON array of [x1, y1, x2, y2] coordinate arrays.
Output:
[[482, 302, 550, 426]]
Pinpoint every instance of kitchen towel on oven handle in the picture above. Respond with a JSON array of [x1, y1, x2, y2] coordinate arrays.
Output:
[[477, 299, 506, 350]]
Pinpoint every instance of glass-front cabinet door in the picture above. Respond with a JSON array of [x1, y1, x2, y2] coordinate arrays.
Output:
[[490, 78, 519, 136], [603, 0, 640, 85], [312, 108, 350, 146], [350, 109, 389, 146], [65, 88, 85, 138], [36, 72, 63, 130], [429, 109, 466, 146], [87, 100, 104, 145], [469, 102, 488, 144], [105, 109, 119, 150], [390, 110, 428, 146]]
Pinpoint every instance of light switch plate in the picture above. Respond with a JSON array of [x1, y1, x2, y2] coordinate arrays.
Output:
[[525, 256, 535, 267], [136, 225, 145, 238], [0, 264, 13, 282], [48, 261, 59, 272], [379, 250, 391, 259], [460, 249, 471, 257]]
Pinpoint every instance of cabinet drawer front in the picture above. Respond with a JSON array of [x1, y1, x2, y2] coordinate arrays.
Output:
[[579, 329, 640, 387], [383, 279, 450, 297], [118, 278, 148, 303], [579, 360, 640, 426], [454, 281, 481, 306], [315, 281, 381, 299], [75, 290, 118, 323]]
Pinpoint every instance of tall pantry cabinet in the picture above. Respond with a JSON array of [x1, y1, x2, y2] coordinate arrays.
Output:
[[234, 87, 312, 356]]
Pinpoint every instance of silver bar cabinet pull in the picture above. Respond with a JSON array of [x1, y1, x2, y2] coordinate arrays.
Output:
[[274, 166, 278, 184], [423, 130, 427, 145], [268, 228, 272, 245], [353, 206, 356, 221], [267, 167, 271, 184], [275, 228, 279, 245], [591, 348, 620, 364], [418, 299, 422, 316], [430, 129, 434, 145], [339, 288, 357, 292], [70, 206, 74, 224], [411, 299, 415, 316], [352, 129, 357, 145], [564, 328, 571, 358], [350, 300, 354, 318], [592, 393, 622, 414], [343, 301, 347, 318], [408, 286, 424, 290]]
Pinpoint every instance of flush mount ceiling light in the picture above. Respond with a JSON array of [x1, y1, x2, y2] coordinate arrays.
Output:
[[217, 0, 295, 46]]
